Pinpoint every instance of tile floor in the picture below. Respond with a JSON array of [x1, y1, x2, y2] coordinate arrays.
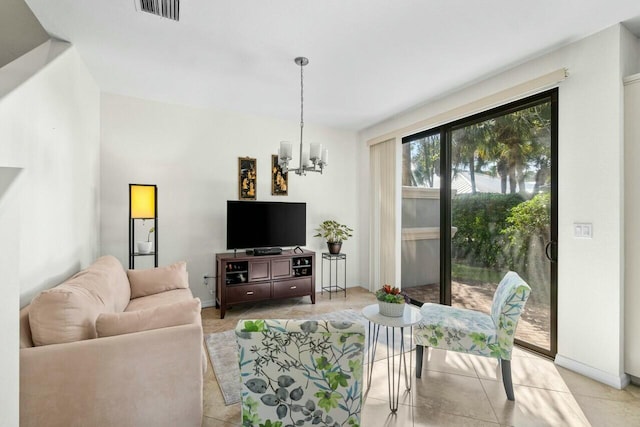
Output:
[[201, 287, 640, 427]]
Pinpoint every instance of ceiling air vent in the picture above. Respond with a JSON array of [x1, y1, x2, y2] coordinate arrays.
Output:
[[139, 0, 179, 21]]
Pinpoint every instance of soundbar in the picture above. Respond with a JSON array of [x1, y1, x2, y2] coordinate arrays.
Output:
[[246, 247, 283, 256]]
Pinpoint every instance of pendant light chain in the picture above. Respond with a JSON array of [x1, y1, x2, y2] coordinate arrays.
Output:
[[299, 59, 304, 151]]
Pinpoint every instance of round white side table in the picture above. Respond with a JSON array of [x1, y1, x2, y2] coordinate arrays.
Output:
[[362, 303, 422, 413]]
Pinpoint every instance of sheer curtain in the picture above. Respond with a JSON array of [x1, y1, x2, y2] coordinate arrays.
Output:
[[369, 138, 397, 292]]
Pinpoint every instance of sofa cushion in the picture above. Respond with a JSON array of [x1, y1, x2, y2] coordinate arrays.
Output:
[[20, 307, 34, 348], [29, 256, 131, 346], [96, 298, 201, 338], [125, 288, 194, 312], [127, 261, 189, 299]]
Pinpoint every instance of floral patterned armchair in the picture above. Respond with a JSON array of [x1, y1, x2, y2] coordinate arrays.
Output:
[[413, 271, 531, 401], [236, 319, 365, 427]]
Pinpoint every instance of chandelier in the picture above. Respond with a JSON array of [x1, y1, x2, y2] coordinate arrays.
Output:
[[278, 57, 328, 175]]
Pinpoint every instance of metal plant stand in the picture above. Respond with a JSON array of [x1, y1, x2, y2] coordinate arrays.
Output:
[[321, 252, 347, 298]]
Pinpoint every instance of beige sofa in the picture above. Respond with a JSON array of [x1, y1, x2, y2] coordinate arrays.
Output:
[[19, 256, 204, 427]]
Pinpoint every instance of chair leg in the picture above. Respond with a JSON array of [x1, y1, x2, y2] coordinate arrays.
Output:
[[416, 345, 424, 378], [501, 359, 515, 401]]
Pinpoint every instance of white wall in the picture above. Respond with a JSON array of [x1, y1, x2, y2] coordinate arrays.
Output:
[[0, 168, 22, 427], [0, 40, 101, 426], [100, 93, 359, 307], [620, 27, 640, 382], [359, 24, 635, 387]]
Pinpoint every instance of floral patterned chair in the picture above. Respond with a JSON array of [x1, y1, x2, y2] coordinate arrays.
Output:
[[236, 319, 365, 427], [413, 271, 531, 401]]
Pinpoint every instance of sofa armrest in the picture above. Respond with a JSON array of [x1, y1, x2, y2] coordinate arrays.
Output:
[[20, 323, 203, 427]]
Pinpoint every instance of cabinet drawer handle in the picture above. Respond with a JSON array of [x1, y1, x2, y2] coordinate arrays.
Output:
[[290, 286, 297, 289], [246, 291, 254, 295]]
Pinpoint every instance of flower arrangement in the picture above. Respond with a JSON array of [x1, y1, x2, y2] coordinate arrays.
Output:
[[147, 226, 155, 242], [375, 284, 409, 304]]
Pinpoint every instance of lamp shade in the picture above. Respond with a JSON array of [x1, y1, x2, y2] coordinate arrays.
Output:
[[130, 184, 156, 219]]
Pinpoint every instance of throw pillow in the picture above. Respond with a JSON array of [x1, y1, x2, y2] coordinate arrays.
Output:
[[127, 261, 189, 298]]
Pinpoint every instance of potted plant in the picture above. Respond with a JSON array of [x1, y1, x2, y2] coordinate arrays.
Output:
[[137, 226, 155, 254], [313, 220, 353, 254], [375, 284, 409, 317]]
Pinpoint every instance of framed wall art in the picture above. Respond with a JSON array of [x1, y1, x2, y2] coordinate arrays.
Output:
[[271, 154, 288, 196], [238, 157, 257, 200]]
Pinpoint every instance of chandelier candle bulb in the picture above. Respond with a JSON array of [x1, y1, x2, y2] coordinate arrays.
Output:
[[280, 141, 292, 159], [310, 143, 322, 161], [302, 151, 310, 167], [321, 148, 328, 165]]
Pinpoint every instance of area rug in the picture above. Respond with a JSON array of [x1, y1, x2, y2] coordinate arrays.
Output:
[[205, 309, 368, 405]]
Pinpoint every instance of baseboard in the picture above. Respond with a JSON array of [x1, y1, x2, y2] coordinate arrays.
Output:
[[201, 299, 216, 309], [555, 354, 630, 389]]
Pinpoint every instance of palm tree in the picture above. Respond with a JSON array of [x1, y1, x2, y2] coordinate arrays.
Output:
[[489, 103, 551, 195], [402, 134, 440, 188]]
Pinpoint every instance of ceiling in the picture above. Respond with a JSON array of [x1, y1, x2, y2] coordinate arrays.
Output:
[[24, 0, 640, 130]]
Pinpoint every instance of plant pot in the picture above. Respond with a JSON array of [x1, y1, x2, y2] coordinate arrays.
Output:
[[137, 241, 153, 254], [378, 301, 406, 317], [327, 242, 342, 254]]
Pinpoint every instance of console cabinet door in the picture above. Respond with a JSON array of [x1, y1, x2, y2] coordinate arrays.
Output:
[[271, 258, 292, 279], [249, 260, 270, 281]]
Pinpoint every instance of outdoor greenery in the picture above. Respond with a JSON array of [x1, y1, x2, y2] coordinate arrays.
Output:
[[403, 102, 551, 195], [450, 192, 550, 302], [503, 192, 551, 270], [403, 99, 553, 308], [451, 263, 506, 285], [451, 193, 524, 268]]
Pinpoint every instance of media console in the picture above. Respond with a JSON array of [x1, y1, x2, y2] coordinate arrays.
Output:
[[215, 249, 316, 319]]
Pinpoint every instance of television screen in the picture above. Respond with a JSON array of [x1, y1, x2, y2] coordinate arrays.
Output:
[[226, 201, 306, 250]]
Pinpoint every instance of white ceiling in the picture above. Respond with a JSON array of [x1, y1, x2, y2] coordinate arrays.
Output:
[[24, 0, 640, 130]]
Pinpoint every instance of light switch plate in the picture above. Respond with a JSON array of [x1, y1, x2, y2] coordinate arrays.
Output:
[[574, 223, 593, 239]]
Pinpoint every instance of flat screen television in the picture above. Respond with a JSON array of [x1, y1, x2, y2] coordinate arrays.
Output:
[[226, 201, 306, 250]]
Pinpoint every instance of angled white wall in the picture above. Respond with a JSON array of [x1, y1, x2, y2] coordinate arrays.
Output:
[[359, 24, 637, 387], [0, 40, 100, 426], [0, 41, 101, 306], [100, 93, 359, 306]]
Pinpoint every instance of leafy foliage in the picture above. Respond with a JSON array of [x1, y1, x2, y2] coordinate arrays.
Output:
[[374, 284, 408, 304], [451, 193, 524, 267], [502, 192, 551, 300], [314, 220, 353, 243], [503, 192, 550, 243]]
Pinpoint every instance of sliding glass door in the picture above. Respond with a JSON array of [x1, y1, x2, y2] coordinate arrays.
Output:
[[401, 89, 557, 356], [401, 131, 441, 304]]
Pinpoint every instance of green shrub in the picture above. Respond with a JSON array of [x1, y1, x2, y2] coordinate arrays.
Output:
[[451, 193, 524, 268], [502, 192, 551, 301]]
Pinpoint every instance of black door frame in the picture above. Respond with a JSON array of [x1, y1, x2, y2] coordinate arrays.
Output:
[[403, 88, 558, 358]]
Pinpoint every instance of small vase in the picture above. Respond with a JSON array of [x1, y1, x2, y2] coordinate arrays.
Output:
[[378, 301, 405, 317], [327, 242, 342, 254], [137, 241, 153, 254]]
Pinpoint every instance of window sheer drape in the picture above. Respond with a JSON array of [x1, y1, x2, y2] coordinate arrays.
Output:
[[369, 138, 397, 292]]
